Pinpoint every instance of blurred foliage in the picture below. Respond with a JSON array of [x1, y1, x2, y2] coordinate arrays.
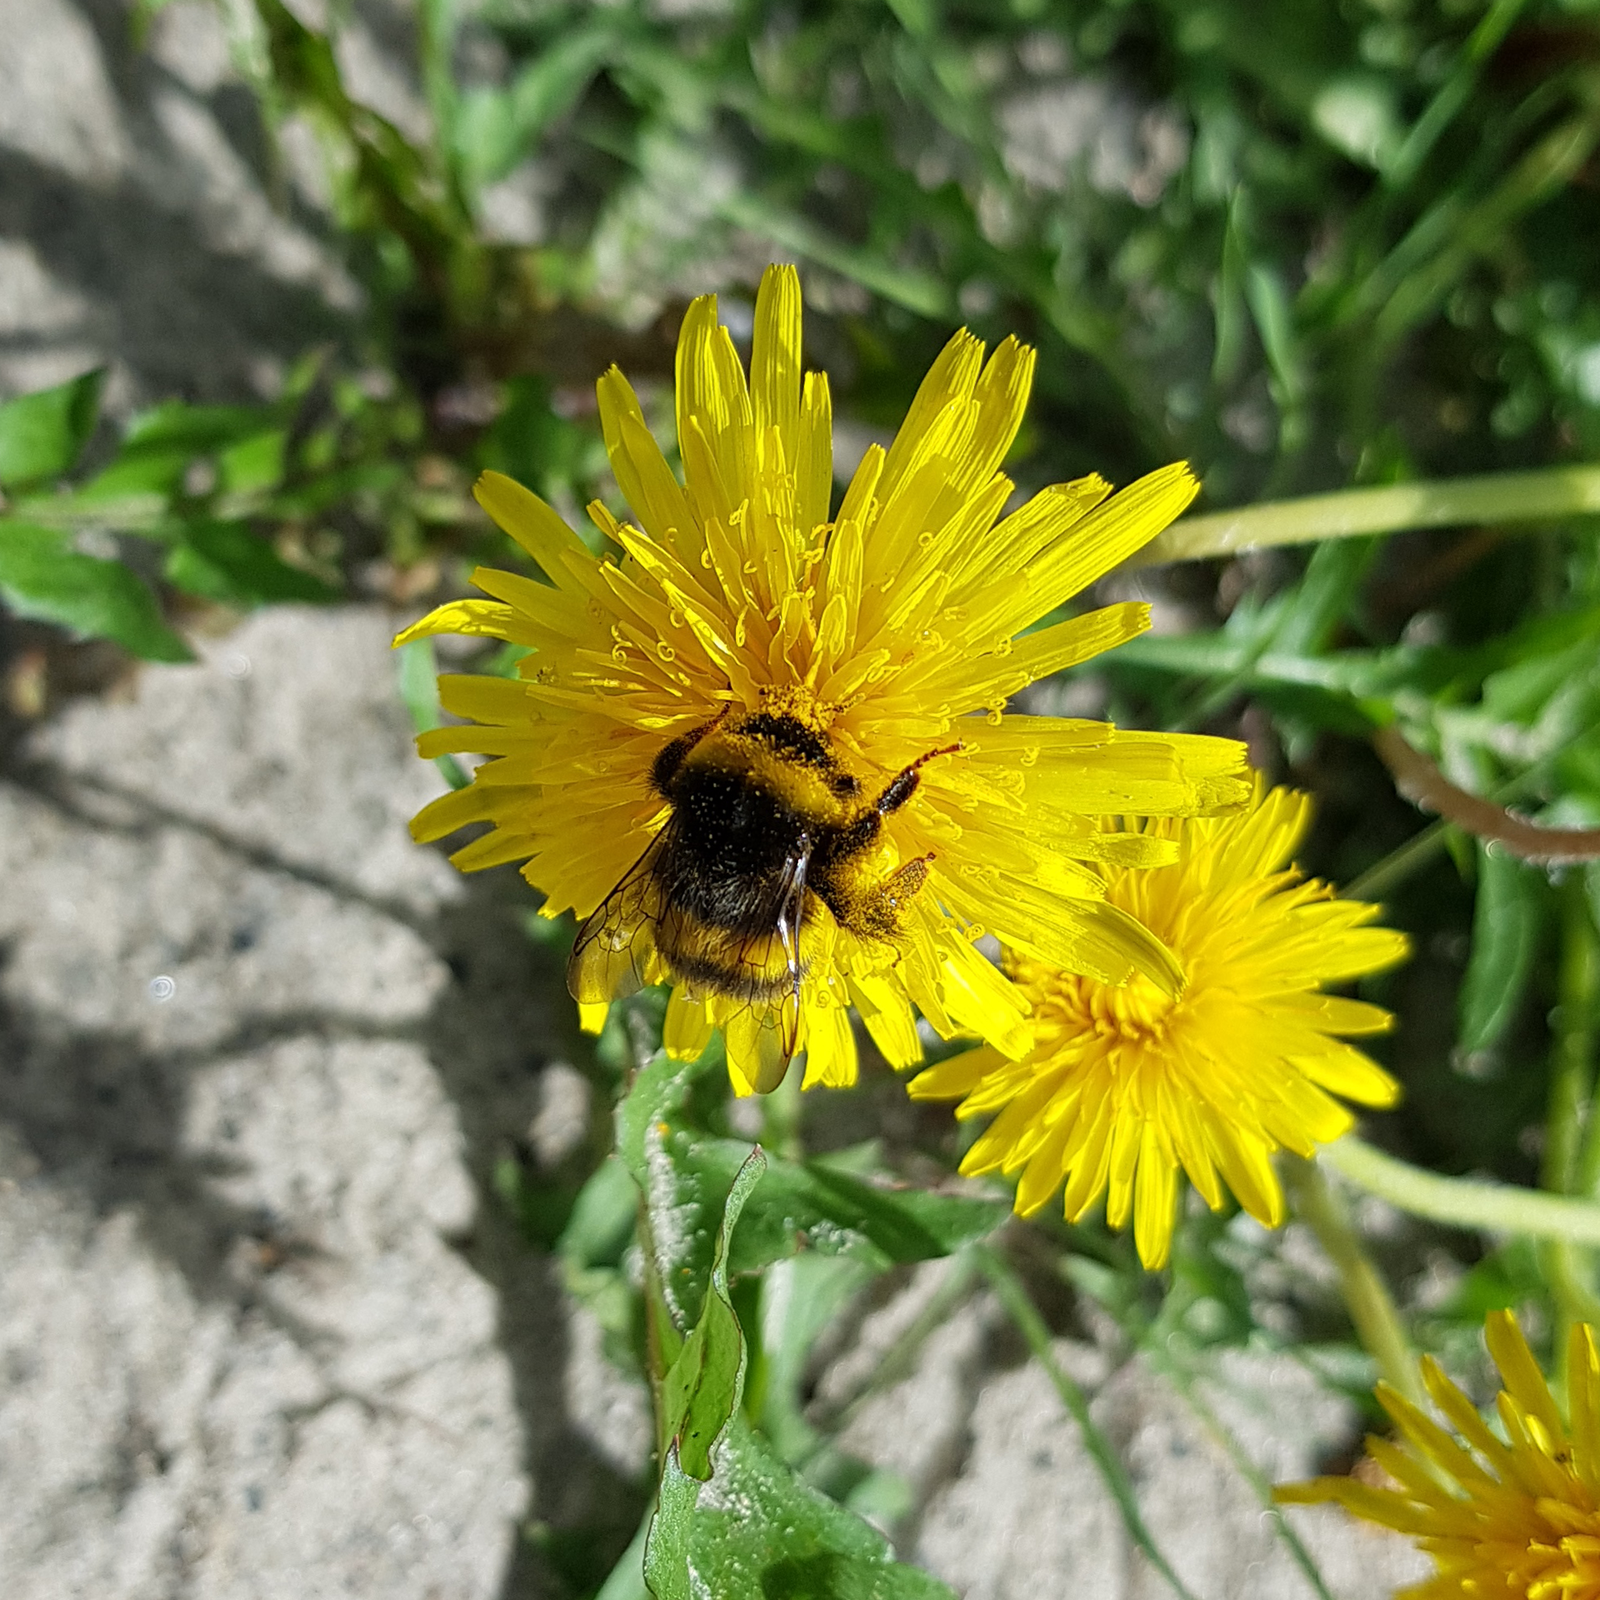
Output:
[[10, 0, 1600, 1595]]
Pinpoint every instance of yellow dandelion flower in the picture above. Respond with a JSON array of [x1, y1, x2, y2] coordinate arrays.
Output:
[[1279, 1310, 1600, 1600], [908, 786, 1408, 1267], [398, 264, 1250, 1096]]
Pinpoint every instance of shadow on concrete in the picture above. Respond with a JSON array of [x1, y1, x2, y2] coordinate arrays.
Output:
[[0, 137, 347, 404], [0, 753, 650, 1599]]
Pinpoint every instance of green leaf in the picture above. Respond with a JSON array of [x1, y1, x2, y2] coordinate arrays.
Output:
[[65, 449, 190, 517], [751, 1253, 878, 1464], [1244, 262, 1305, 408], [645, 1416, 954, 1600], [36, 400, 285, 525], [216, 429, 289, 495], [617, 1051, 1006, 1332], [595, 1509, 653, 1600], [0, 521, 191, 661], [1311, 75, 1402, 172], [1458, 843, 1545, 1056], [0, 370, 104, 489], [715, 191, 956, 322], [729, 1155, 1008, 1276], [122, 399, 281, 453], [455, 27, 618, 185], [552, 1155, 645, 1376], [1428, 1236, 1547, 1327], [1268, 536, 1378, 657], [164, 521, 339, 606], [559, 1154, 641, 1272], [660, 1148, 764, 1480]]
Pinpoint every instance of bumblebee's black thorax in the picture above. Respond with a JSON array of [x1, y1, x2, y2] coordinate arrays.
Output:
[[665, 768, 806, 932], [645, 709, 929, 948], [648, 713, 836, 935]]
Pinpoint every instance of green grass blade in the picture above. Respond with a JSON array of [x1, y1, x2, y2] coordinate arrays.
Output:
[[974, 1246, 1203, 1600], [1132, 466, 1600, 568]]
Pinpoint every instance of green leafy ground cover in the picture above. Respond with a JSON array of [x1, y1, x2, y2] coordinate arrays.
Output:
[[8, 1, 1600, 1594]]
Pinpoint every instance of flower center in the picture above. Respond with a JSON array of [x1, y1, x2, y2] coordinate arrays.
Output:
[[1082, 971, 1176, 1046], [1512, 1527, 1600, 1599], [1021, 958, 1179, 1049]]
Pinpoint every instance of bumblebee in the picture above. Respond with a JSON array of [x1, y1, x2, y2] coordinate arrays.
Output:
[[568, 709, 951, 1072]]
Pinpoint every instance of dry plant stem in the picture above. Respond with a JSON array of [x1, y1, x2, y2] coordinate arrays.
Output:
[[1372, 726, 1600, 862], [1127, 464, 1600, 568], [1283, 1158, 1426, 1409]]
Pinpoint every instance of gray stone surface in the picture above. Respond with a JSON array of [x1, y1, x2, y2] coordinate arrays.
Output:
[[0, 0, 355, 407], [827, 1259, 1429, 1600], [0, 606, 661, 1598]]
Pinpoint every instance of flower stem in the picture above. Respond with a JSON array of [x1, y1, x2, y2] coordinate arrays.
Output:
[[1283, 1157, 1426, 1408], [761, 1064, 806, 1164], [1130, 464, 1600, 568], [1544, 885, 1600, 1369], [1322, 1136, 1600, 1244], [1565, 891, 1600, 1198]]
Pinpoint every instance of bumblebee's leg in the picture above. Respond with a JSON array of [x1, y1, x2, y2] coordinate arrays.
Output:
[[819, 743, 960, 894], [855, 854, 935, 939], [875, 743, 962, 817], [650, 706, 730, 795]]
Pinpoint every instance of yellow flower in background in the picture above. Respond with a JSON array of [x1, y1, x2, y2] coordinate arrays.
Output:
[[909, 787, 1408, 1267], [1279, 1310, 1600, 1600], [399, 263, 1250, 1096]]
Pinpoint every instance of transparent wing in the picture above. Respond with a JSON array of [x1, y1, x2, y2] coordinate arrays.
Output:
[[717, 845, 810, 1091], [771, 844, 809, 1063], [567, 832, 669, 1005], [725, 1005, 795, 1096]]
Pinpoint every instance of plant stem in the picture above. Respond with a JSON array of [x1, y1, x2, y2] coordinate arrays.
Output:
[[761, 1066, 805, 1164], [1545, 886, 1600, 1370], [1342, 818, 1451, 904], [1129, 464, 1600, 568], [1322, 1136, 1600, 1245], [1143, 1345, 1337, 1600], [974, 1245, 1203, 1600], [1283, 1158, 1426, 1408]]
